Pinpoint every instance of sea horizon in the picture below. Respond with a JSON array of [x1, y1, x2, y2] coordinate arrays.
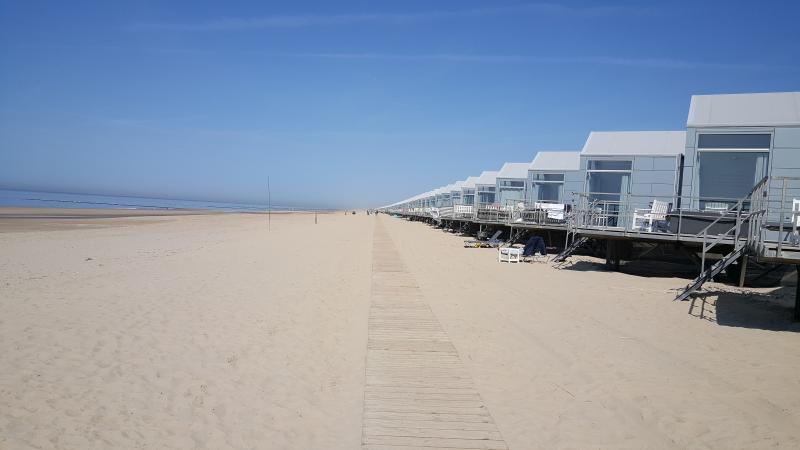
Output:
[[0, 188, 327, 212]]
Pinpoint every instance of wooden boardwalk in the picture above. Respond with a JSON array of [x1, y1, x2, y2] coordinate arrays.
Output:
[[362, 221, 508, 450]]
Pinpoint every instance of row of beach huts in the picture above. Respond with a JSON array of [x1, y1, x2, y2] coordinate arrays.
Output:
[[378, 91, 800, 315]]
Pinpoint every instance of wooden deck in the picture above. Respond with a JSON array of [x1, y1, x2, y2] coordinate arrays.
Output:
[[363, 221, 508, 450]]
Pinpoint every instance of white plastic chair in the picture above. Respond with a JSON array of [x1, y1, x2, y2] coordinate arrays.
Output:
[[704, 202, 729, 212], [793, 199, 800, 227], [634, 199, 669, 232], [498, 247, 522, 263], [454, 204, 474, 218], [543, 203, 566, 221]]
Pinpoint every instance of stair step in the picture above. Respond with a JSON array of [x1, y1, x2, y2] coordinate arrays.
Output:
[[675, 246, 746, 301], [553, 236, 589, 263]]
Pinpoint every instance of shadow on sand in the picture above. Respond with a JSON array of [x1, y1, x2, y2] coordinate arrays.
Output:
[[557, 259, 698, 280], [688, 287, 800, 332], [559, 258, 799, 330]]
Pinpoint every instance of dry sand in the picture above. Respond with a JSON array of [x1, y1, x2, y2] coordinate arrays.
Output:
[[1, 210, 372, 449], [383, 218, 800, 449], [1, 210, 799, 449]]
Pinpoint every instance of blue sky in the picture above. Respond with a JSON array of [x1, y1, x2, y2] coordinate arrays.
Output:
[[1, 1, 798, 208]]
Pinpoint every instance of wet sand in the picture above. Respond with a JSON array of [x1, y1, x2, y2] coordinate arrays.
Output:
[[0, 207, 219, 233]]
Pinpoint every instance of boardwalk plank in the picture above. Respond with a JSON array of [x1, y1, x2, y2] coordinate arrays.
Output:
[[363, 435, 508, 449], [364, 426, 503, 440], [363, 221, 506, 449]]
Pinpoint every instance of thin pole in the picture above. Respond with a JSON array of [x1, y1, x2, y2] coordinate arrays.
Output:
[[795, 265, 800, 321], [267, 176, 271, 231], [779, 178, 786, 257]]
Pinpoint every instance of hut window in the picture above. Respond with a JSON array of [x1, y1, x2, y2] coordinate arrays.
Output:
[[697, 151, 768, 209], [498, 187, 526, 205], [532, 173, 565, 182], [698, 134, 771, 149], [586, 159, 632, 202], [537, 184, 562, 202], [588, 160, 632, 171], [477, 184, 496, 204], [478, 192, 495, 204], [532, 173, 566, 202], [697, 133, 770, 209]]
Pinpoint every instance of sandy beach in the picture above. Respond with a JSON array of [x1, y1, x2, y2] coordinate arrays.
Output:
[[1, 210, 372, 449], [2, 210, 800, 449]]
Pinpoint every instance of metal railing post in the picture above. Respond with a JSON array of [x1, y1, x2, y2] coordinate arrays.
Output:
[[779, 178, 786, 258], [735, 207, 741, 248], [700, 229, 706, 273]]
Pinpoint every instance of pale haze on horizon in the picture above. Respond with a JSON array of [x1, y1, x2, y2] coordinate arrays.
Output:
[[1, 0, 799, 209]]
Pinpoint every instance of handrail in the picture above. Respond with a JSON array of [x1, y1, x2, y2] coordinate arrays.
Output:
[[692, 176, 768, 238], [694, 176, 769, 272]]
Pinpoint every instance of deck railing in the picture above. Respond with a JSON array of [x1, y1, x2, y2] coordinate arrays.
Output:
[[572, 190, 754, 239], [389, 176, 800, 261], [694, 176, 768, 272], [475, 203, 511, 222], [453, 204, 475, 219], [504, 199, 569, 226], [569, 176, 800, 258], [761, 176, 800, 258]]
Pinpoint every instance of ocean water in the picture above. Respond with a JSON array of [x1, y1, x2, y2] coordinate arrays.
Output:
[[0, 189, 274, 212]]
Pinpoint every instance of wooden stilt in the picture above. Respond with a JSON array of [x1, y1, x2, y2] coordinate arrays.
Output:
[[605, 240, 621, 271], [795, 266, 800, 322], [738, 256, 748, 287]]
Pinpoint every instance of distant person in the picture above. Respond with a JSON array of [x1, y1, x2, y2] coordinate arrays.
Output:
[[522, 235, 547, 257]]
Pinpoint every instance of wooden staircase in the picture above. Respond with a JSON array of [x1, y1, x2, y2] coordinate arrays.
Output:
[[675, 177, 769, 301], [552, 236, 589, 263], [675, 246, 746, 301]]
